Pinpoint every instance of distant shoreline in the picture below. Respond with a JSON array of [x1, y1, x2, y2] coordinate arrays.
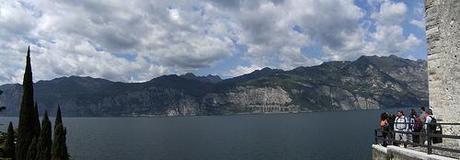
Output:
[[0, 107, 411, 118]]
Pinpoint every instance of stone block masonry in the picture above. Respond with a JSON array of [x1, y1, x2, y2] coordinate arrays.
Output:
[[425, 0, 460, 138]]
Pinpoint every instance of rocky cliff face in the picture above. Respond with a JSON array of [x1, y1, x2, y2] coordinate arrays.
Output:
[[0, 55, 428, 116], [202, 86, 298, 114]]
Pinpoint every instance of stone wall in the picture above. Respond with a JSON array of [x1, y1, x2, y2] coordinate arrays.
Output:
[[372, 145, 456, 160], [372, 145, 389, 160], [425, 0, 460, 136]]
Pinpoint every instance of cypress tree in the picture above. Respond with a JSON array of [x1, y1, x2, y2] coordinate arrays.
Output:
[[4, 122, 15, 159], [26, 136, 38, 160], [34, 102, 41, 135], [17, 46, 38, 160], [54, 106, 62, 128], [36, 111, 52, 160], [0, 90, 5, 112], [51, 108, 68, 160]]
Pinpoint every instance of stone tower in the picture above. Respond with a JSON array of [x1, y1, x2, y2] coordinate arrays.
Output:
[[425, 0, 460, 137]]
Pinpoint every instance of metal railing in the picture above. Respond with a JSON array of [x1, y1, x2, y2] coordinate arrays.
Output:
[[374, 122, 460, 155]]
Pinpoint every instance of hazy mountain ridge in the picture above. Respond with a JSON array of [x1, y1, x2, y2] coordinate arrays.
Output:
[[0, 55, 428, 116]]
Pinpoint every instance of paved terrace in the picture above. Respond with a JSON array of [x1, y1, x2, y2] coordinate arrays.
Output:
[[372, 144, 458, 160], [406, 139, 460, 159]]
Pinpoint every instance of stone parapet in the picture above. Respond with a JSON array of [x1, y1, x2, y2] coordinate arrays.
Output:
[[372, 145, 457, 160]]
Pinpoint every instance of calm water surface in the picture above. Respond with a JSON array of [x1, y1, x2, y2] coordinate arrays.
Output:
[[0, 109, 401, 160]]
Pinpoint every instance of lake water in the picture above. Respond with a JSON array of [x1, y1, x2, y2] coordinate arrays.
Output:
[[0, 109, 402, 160]]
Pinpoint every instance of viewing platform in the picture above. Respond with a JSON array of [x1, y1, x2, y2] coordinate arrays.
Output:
[[374, 0, 460, 159], [372, 144, 458, 160], [372, 122, 460, 160]]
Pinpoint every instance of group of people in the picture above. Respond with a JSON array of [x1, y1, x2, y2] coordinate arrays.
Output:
[[379, 107, 438, 147]]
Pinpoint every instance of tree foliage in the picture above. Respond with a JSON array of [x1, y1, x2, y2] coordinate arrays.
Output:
[[26, 136, 38, 160], [36, 111, 52, 160], [16, 46, 37, 160], [54, 106, 62, 129], [0, 90, 5, 112], [51, 107, 68, 160], [9, 47, 69, 160], [33, 102, 41, 136], [4, 122, 16, 159]]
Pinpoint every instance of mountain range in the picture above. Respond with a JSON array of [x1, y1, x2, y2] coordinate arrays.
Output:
[[0, 55, 428, 116]]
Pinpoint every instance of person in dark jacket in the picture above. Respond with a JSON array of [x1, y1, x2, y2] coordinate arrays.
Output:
[[424, 109, 437, 145], [386, 112, 396, 144], [408, 109, 420, 144], [380, 112, 389, 146], [419, 107, 429, 144]]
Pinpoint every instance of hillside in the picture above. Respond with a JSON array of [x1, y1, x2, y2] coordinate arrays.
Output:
[[0, 55, 428, 116]]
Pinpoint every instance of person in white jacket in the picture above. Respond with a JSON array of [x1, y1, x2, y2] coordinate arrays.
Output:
[[424, 109, 435, 145], [394, 111, 408, 145], [424, 109, 435, 130]]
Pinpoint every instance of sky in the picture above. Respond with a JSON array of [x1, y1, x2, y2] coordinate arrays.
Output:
[[0, 0, 427, 84]]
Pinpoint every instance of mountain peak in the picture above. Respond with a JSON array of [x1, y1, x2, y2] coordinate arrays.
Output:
[[261, 67, 272, 71], [179, 73, 222, 83], [253, 67, 283, 74], [36, 76, 113, 84], [181, 73, 197, 78]]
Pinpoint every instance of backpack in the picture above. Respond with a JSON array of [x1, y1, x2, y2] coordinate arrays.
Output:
[[414, 117, 423, 131], [428, 116, 437, 131], [395, 117, 407, 130]]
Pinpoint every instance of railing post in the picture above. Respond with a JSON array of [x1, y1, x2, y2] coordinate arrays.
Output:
[[388, 130, 393, 146], [374, 129, 378, 144], [427, 123, 432, 154], [404, 134, 407, 148]]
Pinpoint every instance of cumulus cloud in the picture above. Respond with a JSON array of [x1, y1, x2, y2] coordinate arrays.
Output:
[[0, 0, 237, 83], [0, 0, 426, 84], [369, 25, 421, 54], [216, 0, 365, 68], [365, 0, 421, 56], [371, 1, 407, 25], [225, 65, 263, 77], [321, 0, 423, 61], [410, 19, 425, 29]]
